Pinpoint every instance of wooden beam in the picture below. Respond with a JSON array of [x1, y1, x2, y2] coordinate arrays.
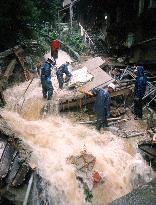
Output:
[[0, 59, 16, 106], [59, 87, 132, 111], [0, 48, 13, 59], [0, 59, 16, 90], [112, 87, 132, 97], [14, 46, 32, 81], [0, 46, 20, 59], [3, 59, 16, 80]]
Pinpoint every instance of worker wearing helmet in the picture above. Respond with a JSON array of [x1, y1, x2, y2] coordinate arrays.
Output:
[[91, 83, 115, 131]]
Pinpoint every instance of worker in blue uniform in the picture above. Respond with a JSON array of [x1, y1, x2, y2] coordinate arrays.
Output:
[[41, 58, 55, 100], [56, 62, 72, 89], [134, 65, 147, 119], [91, 83, 115, 131]]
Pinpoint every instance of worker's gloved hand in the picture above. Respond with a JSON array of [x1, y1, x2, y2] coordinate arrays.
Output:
[[107, 112, 112, 118]]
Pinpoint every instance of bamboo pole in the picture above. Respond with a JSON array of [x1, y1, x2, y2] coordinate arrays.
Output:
[[23, 173, 33, 205]]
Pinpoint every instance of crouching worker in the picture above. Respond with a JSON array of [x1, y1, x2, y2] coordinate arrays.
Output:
[[91, 83, 115, 131], [56, 62, 72, 89], [41, 58, 55, 100]]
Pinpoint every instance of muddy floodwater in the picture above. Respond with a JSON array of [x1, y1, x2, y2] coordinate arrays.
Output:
[[0, 52, 155, 205]]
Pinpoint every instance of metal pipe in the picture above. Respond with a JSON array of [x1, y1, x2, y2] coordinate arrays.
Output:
[[131, 88, 156, 109], [23, 173, 33, 205], [143, 87, 156, 100], [143, 94, 156, 110]]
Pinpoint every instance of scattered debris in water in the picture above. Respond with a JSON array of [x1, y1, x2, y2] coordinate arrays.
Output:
[[67, 147, 106, 202]]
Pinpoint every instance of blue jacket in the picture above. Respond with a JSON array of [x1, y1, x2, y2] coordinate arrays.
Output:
[[134, 66, 147, 99], [41, 62, 52, 81], [56, 64, 72, 78], [92, 88, 111, 115]]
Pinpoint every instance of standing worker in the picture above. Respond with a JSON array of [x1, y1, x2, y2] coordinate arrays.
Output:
[[51, 39, 60, 60], [134, 65, 147, 120], [56, 62, 72, 89], [91, 83, 115, 131], [41, 58, 55, 100]]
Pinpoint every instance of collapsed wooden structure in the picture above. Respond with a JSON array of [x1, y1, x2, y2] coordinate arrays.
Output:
[[58, 57, 133, 111], [0, 46, 33, 106], [58, 57, 156, 112], [0, 116, 31, 189]]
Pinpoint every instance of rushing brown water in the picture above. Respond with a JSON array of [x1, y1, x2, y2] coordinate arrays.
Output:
[[0, 52, 154, 205]]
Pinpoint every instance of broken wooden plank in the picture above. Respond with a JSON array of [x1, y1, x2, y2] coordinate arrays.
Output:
[[111, 87, 132, 97], [3, 59, 16, 81], [59, 86, 132, 111], [119, 131, 145, 138], [79, 117, 122, 124], [14, 46, 32, 81], [82, 57, 104, 71], [0, 59, 16, 106], [0, 59, 16, 89], [12, 163, 30, 186]]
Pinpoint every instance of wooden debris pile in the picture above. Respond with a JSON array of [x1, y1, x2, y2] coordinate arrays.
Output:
[[118, 130, 146, 138], [0, 46, 36, 106]]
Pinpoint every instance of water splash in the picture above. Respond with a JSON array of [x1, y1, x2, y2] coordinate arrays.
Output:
[[1, 54, 154, 204], [1, 107, 154, 205]]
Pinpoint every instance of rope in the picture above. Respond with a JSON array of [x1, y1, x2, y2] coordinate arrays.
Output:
[[14, 77, 35, 112]]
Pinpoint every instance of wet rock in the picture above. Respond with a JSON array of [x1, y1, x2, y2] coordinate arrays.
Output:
[[129, 160, 153, 189], [109, 179, 156, 205]]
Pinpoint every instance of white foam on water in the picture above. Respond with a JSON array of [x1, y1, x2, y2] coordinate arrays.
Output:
[[1, 51, 154, 205]]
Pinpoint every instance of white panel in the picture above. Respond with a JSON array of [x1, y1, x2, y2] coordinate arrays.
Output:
[[63, 0, 71, 7]]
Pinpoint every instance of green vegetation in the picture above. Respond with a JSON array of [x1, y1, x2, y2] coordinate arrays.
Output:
[[62, 31, 88, 54], [84, 186, 93, 202], [0, 0, 60, 51], [0, 0, 88, 56]]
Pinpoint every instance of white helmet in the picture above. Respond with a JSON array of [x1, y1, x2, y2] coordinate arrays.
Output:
[[108, 83, 116, 90]]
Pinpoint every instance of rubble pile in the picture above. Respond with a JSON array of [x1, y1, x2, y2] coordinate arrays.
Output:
[[67, 148, 105, 202], [111, 107, 126, 118]]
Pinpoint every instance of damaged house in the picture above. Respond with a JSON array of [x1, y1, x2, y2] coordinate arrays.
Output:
[[62, 0, 156, 65]]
